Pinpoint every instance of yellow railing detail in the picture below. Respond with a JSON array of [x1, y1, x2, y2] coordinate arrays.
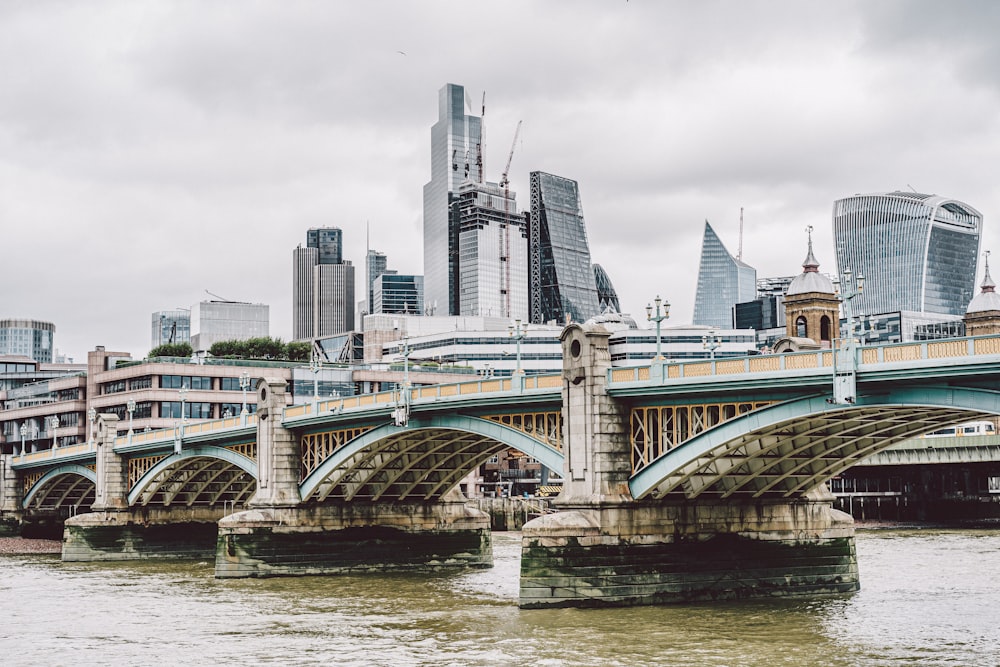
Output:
[[974, 337, 1000, 355], [484, 411, 562, 451], [129, 454, 168, 488], [749, 356, 780, 372], [439, 385, 458, 397], [637, 367, 651, 381], [611, 368, 637, 383], [630, 400, 775, 474], [884, 344, 921, 363], [862, 348, 878, 364], [285, 405, 308, 418], [928, 340, 966, 359], [715, 360, 745, 375], [683, 362, 713, 377], [534, 375, 562, 389], [821, 351, 833, 367], [785, 354, 819, 370], [300, 426, 373, 480]]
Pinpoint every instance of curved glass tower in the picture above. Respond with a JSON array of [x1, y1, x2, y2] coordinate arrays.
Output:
[[833, 192, 982, 316]]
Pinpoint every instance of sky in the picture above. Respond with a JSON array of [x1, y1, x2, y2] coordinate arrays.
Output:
[[3, 0, 999, 362]]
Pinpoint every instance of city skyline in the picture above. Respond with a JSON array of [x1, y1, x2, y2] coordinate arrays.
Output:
[[3, 2, 999, 360]]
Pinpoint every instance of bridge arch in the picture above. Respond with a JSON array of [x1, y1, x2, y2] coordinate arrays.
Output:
[[128, 445, 258, 507], [23, 464, 97, 510], [630, 385, 1000, 501], [300, 414, 564, 503]]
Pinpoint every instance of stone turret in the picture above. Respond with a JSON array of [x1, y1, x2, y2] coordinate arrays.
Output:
[[964, 252, 1000, 336], [782, 226, 839, 348]]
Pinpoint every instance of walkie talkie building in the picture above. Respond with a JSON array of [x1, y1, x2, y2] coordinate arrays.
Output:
[[833, 192, 982, 317]]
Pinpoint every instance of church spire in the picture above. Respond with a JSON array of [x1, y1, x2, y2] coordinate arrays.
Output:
[[802, 225, 819, 273]]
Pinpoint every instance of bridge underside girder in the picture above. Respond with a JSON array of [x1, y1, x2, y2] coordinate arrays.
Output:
[[25, 473, 95, 512], [641, 405, 992, 501], [304, 428, 510, 503], [133, 456, 256, 508]]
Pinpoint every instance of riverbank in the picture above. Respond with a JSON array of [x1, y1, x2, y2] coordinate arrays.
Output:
[[0, 537, 62, 555]]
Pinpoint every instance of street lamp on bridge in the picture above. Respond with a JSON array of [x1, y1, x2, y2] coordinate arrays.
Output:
[[19, 423, 27, 457], [646, 296, 670, 381], [49, 415, 60, 450], [126, 400, 136, 442], [87, 408, 97, 447], [702, 329, 722, 360], [239, 371, 251, 421]]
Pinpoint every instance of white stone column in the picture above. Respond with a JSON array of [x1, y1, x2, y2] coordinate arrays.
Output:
[[91, 414, 127, 511], [248, 377, 301, 508]]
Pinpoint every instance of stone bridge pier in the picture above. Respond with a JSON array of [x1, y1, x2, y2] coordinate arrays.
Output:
[[214, 378, 491, 578], [518, 324, 859, 608], [62, 415, 223, 561]]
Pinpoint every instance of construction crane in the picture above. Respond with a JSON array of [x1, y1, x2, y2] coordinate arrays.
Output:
[[476, 91, 485, 183], [499, 120, 522, 317]]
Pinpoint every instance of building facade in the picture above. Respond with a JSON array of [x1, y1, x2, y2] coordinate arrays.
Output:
[[151, 310, 191, 348], [833, 191, 982, 317], [373, 274, 424, 315], [692, 222, 757, 329], [527, 171, 601, 325], [0, 319, 55, 363], [366, 249, 392, 316], [292, 227, 355, 340], [452, 180, 529, 319], [423, 83, 484, 316], [190, 301, 269, 352]]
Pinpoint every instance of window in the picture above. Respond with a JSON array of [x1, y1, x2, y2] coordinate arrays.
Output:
[[796, 316, 807, 338]]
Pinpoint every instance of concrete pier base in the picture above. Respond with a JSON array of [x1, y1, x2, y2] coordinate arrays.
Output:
[[519, 497, 858, 608], [62, 508, 224, 561], [215, 500, 492, 578]]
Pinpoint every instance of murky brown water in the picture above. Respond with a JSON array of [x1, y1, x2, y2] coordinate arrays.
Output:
[[1, 529, 998, 666]]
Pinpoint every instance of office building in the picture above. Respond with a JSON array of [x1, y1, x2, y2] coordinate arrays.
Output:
[[292, 227, 355, 340], [692, 222, 757, 328], [452, 180, 529, 319], [151, 310, 191, 348], [366, 249, 393, 316], [190, 301, 269, 352], [373, 274, 424, 315], [0, 319, 55, 363], [423, 83, 484, 316], [593, 264, 621, 314], [527, 171, 601, 325], [833, 191, 982, 316]]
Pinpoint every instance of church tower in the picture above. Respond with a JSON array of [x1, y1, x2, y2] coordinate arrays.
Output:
[[783, 226, 840, 347]]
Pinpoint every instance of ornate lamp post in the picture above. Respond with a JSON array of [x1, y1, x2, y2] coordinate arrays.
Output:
[[239, 371, 251, 419], [49, 415, 60, 449], [19, 423, 27, 457], [179, 384, 188, 423], [702, 329, 722, 360], [309, 349, 321, 403], [126, 399, 136, 441], [87, 408, 97, 447], [831, 267, 866, 405], [833, 267, 866, 344], [646, 296, 670, 361], [393, 338, 412, 426]]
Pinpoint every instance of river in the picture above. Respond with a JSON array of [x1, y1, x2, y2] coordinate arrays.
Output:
[[1, 528, 998, 666]]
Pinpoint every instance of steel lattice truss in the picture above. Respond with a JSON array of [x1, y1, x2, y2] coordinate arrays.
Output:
[[23, 472, 95, 511]]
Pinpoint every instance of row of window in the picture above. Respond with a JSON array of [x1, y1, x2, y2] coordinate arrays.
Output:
[[100, 374, 257, 394]]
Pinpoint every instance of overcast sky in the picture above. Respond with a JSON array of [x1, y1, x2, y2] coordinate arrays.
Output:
[[3, 0, 999, 362]]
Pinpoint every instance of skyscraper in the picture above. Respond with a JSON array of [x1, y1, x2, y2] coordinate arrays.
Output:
[[452, 181, 528, 319], [292, 227, 355, 340], [593, 264, 621, 314], [692, 222, 757, 328], [0, 319, 55, 363], [527, 171, 601, 324], [423, 83, 483, 316], [833, 192, 982, 316], [366, 249, 392, 315], [373, 274, 424, 315]]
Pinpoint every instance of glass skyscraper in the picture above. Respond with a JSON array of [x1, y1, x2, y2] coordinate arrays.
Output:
[[423, 83, 483, 316], [692, 222, 757, 328], [833, 192, 982, 316], [373, 274, 424, 315], [451, 180, 528, 319], [593, 264, 621, 314], [527, 171, 601, 324]]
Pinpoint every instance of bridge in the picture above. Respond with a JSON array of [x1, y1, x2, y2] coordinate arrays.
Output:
[[4, 326, 1000, 607]]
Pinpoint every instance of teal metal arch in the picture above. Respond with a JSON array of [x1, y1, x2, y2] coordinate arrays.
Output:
[[127, 445, 258, 506], [300, 414, 565, 501], [22, 464, 97, 509], [630, 385, 1000, 501]]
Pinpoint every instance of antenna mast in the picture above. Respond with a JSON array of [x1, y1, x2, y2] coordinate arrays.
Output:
[[738, 207, 744, 261]]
